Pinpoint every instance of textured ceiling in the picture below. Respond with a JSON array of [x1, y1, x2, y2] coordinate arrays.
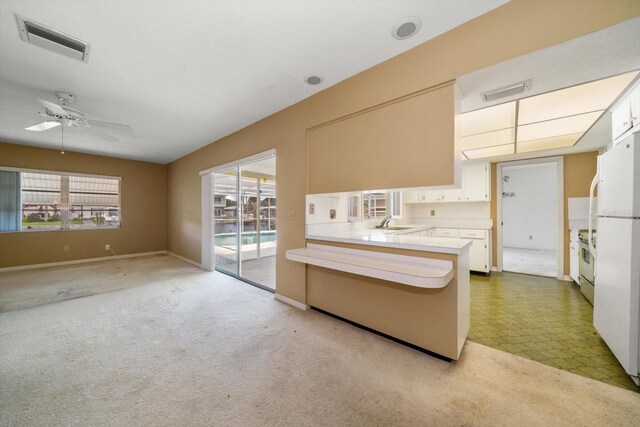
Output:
[[0, 0, 506, 163]]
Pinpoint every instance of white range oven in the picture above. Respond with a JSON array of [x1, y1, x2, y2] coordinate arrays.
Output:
[[578, 229, 596, 305]]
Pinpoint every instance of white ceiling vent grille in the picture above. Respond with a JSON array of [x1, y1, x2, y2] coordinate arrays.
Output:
[[481, 80, 531, 102], [15, 14, 90, 63]]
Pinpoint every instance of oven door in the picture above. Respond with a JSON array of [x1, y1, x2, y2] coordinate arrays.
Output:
[[579, 241, 595, 284]]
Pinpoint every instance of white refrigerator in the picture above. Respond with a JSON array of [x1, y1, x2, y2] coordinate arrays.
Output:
[[593, 130, 640, 385]]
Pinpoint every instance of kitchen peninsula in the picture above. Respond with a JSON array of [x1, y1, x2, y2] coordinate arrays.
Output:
[[287, 225, 471, 360]]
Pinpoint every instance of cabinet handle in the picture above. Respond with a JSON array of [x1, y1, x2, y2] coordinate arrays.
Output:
[[623, 121, 629, 126]]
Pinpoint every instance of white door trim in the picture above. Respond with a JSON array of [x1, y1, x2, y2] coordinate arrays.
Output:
[[201, 172, 214, 271], [496, 156, 564, 280], [199, 149, 276, 176]]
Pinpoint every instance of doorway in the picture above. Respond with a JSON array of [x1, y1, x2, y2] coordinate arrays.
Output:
[[497, 158, 563, 278], [204, 151, 276, 291]]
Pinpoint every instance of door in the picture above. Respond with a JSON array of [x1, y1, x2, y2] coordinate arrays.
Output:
[[238, 157, 276, 290], [593, 217, 640, 377], [598, 135, 640, 218], [213, 168, 239, 275], [212, 154, 276, 291], [463, 162, 489, 201], [501, 161, 559, 277]]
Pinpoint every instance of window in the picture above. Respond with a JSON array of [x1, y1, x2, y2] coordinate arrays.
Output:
[[0, 168, 121, 232], [390, 191, 402, 219], [362, 191, 387, 218], [348, 193, 361, 222], [361, 191, 402, 219]]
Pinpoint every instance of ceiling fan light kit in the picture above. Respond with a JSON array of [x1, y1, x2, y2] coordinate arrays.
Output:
[[23, 93, 131, 143]]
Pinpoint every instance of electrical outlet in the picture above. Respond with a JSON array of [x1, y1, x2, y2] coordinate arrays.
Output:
[[329, 209, 336, 219], [529, 235, 533, 240], [63, 245, 69, 252], [287, 209, 295, 220], [105, 244, 110, 250], [430, 210, 436, 216], [309, 203, 315, 214]]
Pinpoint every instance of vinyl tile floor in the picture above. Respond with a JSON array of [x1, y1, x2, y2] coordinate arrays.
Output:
[[469, 272, 639, 391]]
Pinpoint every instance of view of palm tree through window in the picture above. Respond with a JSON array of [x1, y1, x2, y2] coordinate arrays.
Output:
[[213, 156, 276, 290]]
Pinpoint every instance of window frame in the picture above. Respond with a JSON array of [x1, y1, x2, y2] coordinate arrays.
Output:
[[0, 166, 122, 233]]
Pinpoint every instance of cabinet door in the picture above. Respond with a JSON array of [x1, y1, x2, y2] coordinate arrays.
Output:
[[442, 188, 464, 202], [423, 190, 442, 203], [630, 83, 640, 129], [462, 162, 490, 201], [403, 191, 418, 203], [612, 97, 632, 141], [569, 229, 580, 283], [468, 239, 487, 272]]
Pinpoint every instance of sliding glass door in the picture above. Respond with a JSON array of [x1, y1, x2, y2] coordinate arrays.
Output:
[[213, 167, 239, 275], [212, 155, 276, 291]]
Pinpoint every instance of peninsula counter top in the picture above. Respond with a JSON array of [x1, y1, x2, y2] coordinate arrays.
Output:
[[306, 228, 472, 255]]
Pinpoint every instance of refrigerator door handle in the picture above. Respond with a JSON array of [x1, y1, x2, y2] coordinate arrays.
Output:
[[588, 171, 598, 262]]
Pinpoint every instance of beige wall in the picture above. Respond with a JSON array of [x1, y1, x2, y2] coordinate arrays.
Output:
[[490, 151, 599, 274], [0, 142, 166, 268], [166, 1, 639, 303]]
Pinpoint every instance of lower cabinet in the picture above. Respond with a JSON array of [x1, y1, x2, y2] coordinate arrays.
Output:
[[569, 228, 580, 283], [437, 227, 491, 273]]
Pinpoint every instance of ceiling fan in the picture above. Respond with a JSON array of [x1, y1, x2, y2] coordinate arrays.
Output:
[[24, 92, 131, 142]]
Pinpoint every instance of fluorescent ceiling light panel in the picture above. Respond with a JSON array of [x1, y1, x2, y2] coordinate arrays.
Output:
[[463, 143, 514, 160], [25, 121, 60, 131], [518, 71, 638, 125], [517, 133, 582, 153], [517, 110, 603, 142], [460, 128, 514, 150], [458, 102, 516, 137]]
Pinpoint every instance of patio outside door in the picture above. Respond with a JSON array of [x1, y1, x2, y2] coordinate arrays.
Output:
[[212, 155, 276, 291]]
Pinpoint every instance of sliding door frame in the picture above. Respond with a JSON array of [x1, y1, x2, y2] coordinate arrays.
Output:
[[199, 149, 276, 290]]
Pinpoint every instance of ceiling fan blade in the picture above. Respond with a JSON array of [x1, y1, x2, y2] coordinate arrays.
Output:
[[36, 98, 68, 117], [25, 121, 61, 131], [83, 126, 119, 142], [86, 119, 132, 132]]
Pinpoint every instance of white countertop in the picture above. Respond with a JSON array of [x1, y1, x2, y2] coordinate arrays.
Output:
[[306, 227, 472, 254]]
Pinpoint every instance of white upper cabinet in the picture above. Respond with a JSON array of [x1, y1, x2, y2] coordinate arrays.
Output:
[[442, 188, 464, 202], [630, 83, 640, 129], [462, 161, 490, 202], [403, 161, 490, 204], [612, 97, 632, 141], [612, 80, 640, 142]]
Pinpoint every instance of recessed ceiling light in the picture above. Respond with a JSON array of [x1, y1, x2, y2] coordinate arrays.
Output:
[[392, 17, 422, 40], [304, 75, 324, 85]]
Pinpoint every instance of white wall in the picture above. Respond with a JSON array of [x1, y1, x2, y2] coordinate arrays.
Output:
[[404, 201, 490, 219], [502, 162, 558, 250], [306, 194, 349, 224]]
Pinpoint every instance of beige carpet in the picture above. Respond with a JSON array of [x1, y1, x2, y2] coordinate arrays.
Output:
[[1, 255, 639, 426]]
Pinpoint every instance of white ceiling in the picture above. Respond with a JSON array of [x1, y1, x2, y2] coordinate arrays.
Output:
[[457, 17, 640, 162], [0, 0, 507, 164]]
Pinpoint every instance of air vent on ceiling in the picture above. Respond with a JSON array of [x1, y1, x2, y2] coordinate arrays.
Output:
[[15, 14, 91, 63], [481, 79, 531, 102]]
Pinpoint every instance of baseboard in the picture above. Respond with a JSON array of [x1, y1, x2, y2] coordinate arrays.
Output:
[[166, 251, 201, 268], [274, 293, 309, 311], [0, 251, 167, 273], [561, 275, 575, 282]]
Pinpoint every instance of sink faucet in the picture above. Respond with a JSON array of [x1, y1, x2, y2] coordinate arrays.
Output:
[[375, 216, 392, 229]]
